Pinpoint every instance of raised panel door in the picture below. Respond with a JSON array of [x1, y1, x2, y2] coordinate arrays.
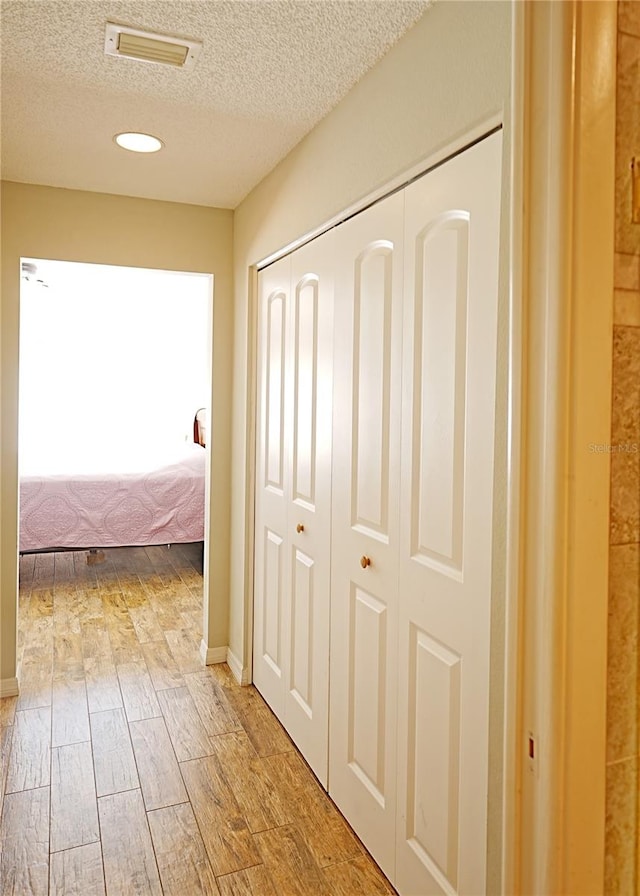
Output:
[[284, 234, 334, 786], [396, 131, 502, 895], [253, 256, 292, 719], [329, 191, 404, 881]]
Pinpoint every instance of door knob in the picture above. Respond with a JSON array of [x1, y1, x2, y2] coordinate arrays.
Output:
[[296, 523, 305, 533], [360, 555, 371, 569]]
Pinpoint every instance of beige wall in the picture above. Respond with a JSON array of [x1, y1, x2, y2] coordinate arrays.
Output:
[[0, 182, 234, 685], [605, 2, 640, 891]]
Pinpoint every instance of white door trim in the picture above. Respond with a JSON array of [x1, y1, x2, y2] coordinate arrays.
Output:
[[512, 1, 615, 893]]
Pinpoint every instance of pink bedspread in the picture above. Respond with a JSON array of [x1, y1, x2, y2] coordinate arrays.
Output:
[[19, 443, 206, 551]]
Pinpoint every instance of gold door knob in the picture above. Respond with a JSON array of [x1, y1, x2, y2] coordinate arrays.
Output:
[[360, 555, 371, 569], [296, 523, 305, 533]]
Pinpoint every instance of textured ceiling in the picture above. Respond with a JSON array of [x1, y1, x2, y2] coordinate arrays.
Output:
[[0, 0, 430, 208]]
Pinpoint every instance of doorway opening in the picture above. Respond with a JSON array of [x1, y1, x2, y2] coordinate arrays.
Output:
[[17, 258, 213, 675]]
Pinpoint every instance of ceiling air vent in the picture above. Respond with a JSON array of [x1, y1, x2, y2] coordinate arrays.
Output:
[[104, 23, 202, 70]]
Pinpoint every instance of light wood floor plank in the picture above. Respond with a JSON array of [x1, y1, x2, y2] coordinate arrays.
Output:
[[90, 707, 139, 797], [23, 588, 54, 629], [102, 596, 144, 665], [157, 686, 214, 761], [141, 639, 185, 690], [81, 619, 123, 714], [52, 677, 90, 747], [262, 750, 316, 799], [53, 631, 85, 679], [152, 598, 190, 631], [81, 616, 114, 662], [19, 552, 36, 587], [54, 551, 76, 585], [0, 786, 50, 895], [147, 802, 219, 895], [183, 608, 205, 632], [322, 856, 396, 895], [49, 842, 106, 896], [253, 825, 331, 896], [223, 685, 294, 758], [71, 552, 99, 589], [16, 642, 53, 711], [144, 545, 175, 570], [129, 717, 187, 810], [293, 783, 362, 868], [6, 705, 51, 793], [207, 662, 242, 689], [143, 579, 186, 630], [174, 587, 203, 617], [128, 601, 165, 643], [83, 662, 124, 714], [265, 752, 361, 868], [116, 661, 162, 722], [210, 730, 293, 833], [0, 695, 17, 727], [51, 741, 99, 852], [52, 591, 82, 635], [115, 577, 147, 609], [99, 789, 162, 896], [34, 553, 55, 588], [0, 725, 14, 820], [185, 670, 242, 736], [164, 628, 203, 674], [75, 589, 103, 622], [181, 754, 260, 876], [217, 866, 278, 896]]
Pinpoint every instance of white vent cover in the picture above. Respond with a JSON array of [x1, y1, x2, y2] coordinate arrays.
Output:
[[104, 23, 202, 70]]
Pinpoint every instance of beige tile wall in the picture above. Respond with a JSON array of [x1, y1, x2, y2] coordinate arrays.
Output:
[[606, 3, 640, 892]]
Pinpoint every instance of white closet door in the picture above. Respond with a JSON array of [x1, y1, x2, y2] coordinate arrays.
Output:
[[329, 191, 404, 880], [253, 232, 335, 787], [396, 131, 502, 895], [283, 235, 334, 785], [254, 255, 292, 720]]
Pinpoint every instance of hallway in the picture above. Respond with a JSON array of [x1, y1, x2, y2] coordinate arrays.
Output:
[[0, 545, 394, 895]]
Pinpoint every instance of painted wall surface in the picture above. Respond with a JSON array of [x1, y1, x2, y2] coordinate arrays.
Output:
[[230, 3, 511, 888], [0, 182, 234, 686], [605, 2, 640, 892]]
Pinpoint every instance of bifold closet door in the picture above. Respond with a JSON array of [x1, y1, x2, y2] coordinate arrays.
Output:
[[253, 254, 290, 721], [253, 233, 334, 787], [395, 131, 502, 895], [329, 190, 405, 881]]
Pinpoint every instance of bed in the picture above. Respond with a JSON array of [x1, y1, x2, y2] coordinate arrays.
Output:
[[19, 422, 207, 553]]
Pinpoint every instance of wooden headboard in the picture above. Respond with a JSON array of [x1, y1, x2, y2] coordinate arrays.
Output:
[[193, 408, 208, 447]]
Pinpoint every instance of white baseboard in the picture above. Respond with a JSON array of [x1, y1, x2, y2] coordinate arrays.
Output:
[[199, 641, 228, 666], [226, 648, 250, 685], [0, 677, 19, 698]]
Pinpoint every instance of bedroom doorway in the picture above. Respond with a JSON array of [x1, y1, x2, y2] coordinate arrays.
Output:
[[17, 258, 213, 675]]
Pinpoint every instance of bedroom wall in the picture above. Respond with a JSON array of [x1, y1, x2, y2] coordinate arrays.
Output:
[[0, 183, 234, 687], [230, 1, 511, 889]]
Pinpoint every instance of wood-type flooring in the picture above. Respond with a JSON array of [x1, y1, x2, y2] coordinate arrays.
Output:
[[0, 544, 395, 895]]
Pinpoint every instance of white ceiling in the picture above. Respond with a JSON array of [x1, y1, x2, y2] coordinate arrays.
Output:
[[0, 1, 430, 208]]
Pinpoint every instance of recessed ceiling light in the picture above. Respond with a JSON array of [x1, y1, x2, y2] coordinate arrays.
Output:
[[114, 132, 163, 153]]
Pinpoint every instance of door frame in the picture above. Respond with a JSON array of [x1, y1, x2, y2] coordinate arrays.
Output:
[[509, 1, 615, 893]]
